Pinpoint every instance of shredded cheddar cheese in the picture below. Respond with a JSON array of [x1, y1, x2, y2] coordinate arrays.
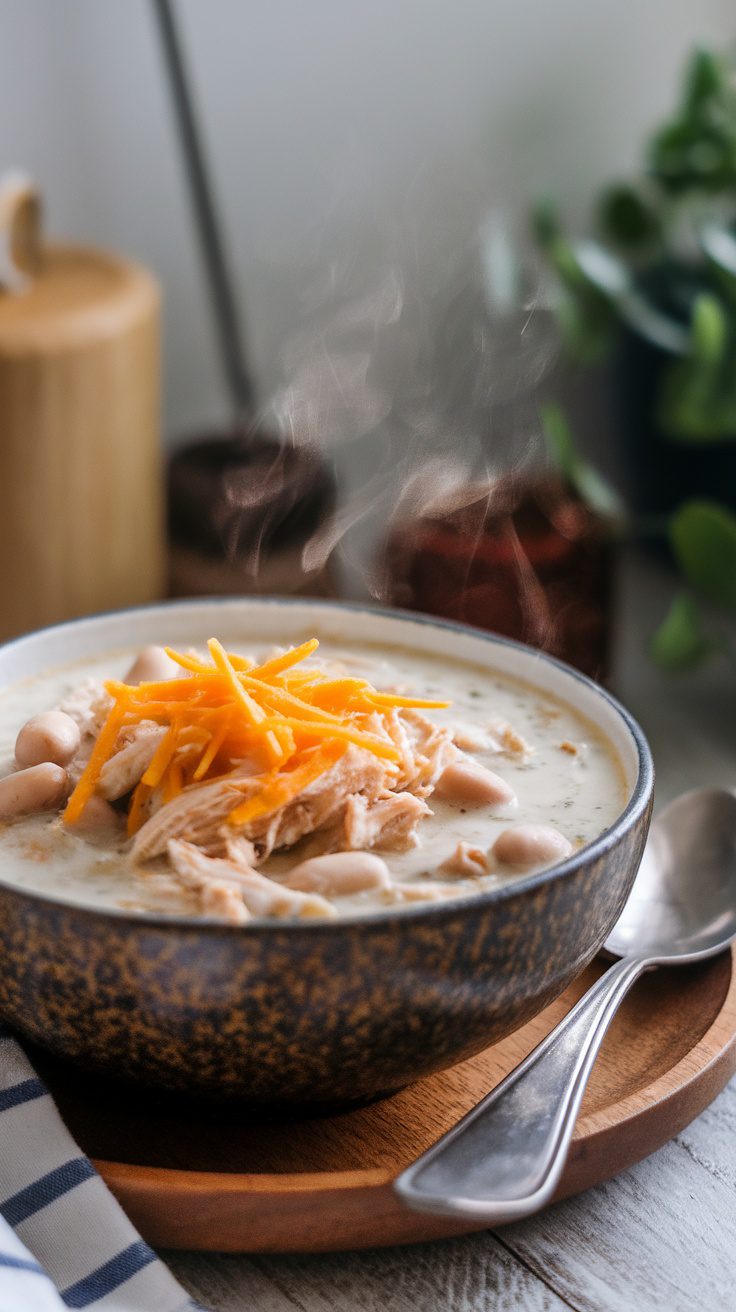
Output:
[[62, 638, 450, 831]]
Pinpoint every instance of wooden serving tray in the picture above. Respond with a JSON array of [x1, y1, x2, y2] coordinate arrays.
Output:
[[33, 948, 736, 1254]]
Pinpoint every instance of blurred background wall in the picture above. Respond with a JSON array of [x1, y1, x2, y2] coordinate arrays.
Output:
[[0, 0, 733, 439]]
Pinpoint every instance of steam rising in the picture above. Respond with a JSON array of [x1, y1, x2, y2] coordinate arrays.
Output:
[[271, 266, 405, 448], [218, 218, 559, 598]]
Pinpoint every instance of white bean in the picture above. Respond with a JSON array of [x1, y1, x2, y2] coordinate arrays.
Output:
[[0, 764, 69, 819], [124, 646, 178, 684], [434, 759, 516, 806], [74, 795, 123, 838], [284, 852, 391, 896], [492, 824, 573, 868], [15, 711, 80, 770]]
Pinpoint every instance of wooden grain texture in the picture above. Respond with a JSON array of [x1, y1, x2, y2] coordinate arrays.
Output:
[[165, 1092, 736, 1312], [34, 944, 735, 1255], [162, 1017, 736, 1311], [169, 1235, 574, 1312], [501, 1120, 736, 1312], [0, 243, 164, 639]]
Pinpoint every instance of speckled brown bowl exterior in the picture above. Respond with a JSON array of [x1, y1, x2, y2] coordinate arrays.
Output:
[[0, 600, 653, 1105]]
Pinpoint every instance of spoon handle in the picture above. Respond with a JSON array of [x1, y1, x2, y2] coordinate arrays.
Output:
[[394, 954, 649, 1224]]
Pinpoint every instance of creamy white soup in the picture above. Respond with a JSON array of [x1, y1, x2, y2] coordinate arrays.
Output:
[[0, 637, 627, 920]]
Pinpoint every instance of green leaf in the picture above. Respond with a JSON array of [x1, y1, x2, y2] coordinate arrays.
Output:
[[683, 48, 724, 114], [650, 593, 713, 670], [648, 48, 736, 193], [670, 500, 736, 608], [598, 185, 660, 248], [571, 462, 626, 521], [657, 292, 736, 441], [548, 237, 597, 294], [691, 293, 728, 365], [540, 403, 625, 520]]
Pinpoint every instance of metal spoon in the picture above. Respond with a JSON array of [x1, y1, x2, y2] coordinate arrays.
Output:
[[395, 787, 736, 1224]]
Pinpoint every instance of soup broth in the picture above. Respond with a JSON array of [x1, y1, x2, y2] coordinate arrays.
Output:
[[0, 637, 627, 920]]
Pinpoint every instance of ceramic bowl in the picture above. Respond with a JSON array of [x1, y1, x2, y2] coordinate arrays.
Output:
[[0, 599, 653, 1104]]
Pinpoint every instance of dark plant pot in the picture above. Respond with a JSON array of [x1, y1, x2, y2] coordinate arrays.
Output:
[[167, 431, 339, 598], [615, 326, 736, 517], [381, 474, 614, 681]]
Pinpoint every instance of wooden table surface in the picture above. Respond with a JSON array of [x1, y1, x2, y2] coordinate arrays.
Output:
[[166, 554, 736, 1312]]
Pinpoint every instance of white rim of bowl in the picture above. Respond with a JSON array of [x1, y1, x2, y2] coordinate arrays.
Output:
[[0, 596, 654, 932]]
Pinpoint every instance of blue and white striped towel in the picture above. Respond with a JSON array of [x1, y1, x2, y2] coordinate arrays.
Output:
[[0, 1025, 207, 1311]]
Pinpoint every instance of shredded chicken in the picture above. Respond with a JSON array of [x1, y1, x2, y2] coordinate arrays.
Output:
[[451, 724, 503, 754], [343, 791, 430, 851], [383, 710, 416, 788], [131, 767, 263, 861], [98, 722, 166, 801], [191, 879, 252, 923], [58, 679, 113, 739], [131, 745, 388, 863], [223, 835, 258, 868], [167, 839, 336, 921], [60, 681, 116, 787], [394, 710, 457, 795], [439, 841, 490, 878], [494, 722, 534, 760], [298, 788, 430, 858], [250, 746, 388, 860]]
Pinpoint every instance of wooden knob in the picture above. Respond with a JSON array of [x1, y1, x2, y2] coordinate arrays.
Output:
[[0, 172, 42, 292]]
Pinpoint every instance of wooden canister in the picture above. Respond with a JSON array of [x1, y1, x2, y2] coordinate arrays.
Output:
[[0, 178, 164, 639]]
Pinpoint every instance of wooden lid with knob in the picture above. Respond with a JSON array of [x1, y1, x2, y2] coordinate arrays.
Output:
[[0, 245, 159, 354], [0, 176, 158, 354]]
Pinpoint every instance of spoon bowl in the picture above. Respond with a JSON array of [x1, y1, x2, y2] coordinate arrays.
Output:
[[606, 788, 736, 964]]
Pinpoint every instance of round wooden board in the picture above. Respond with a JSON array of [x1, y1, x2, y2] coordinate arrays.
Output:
[[32, 949, 736, 1254]]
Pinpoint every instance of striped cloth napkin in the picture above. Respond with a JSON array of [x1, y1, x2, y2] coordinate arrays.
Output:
[[0, 1024, 207, 1311]]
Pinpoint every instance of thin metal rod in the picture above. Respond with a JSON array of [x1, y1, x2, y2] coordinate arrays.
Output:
[[152, 0, 255, 421]]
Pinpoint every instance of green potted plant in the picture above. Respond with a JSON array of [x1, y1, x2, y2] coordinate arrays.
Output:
[[534, 45, 736, 515]]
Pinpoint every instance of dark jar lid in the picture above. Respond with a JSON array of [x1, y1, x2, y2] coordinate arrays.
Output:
[[167, 432, 337, 564]]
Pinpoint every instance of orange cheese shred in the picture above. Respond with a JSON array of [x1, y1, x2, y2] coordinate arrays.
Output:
[[367, 692, 450, 709], [63, 697, 131, 825], [127, 780, 152, 837], [193, 710, 233, 781], [61, 634, 450, 835], [259, 716, 401, 761], [247, 638, 320, 681], [227, 741, 346, 826], [206, 638, 284, 766], [141, 721, 181, 789]]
